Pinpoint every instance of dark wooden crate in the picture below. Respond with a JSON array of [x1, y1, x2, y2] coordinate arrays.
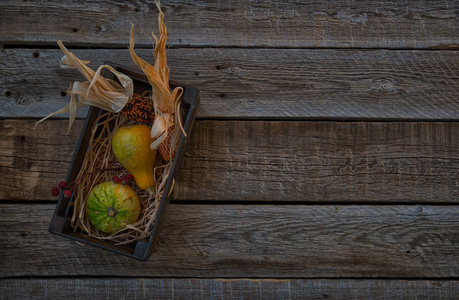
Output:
[[49, 63, 199, 260]]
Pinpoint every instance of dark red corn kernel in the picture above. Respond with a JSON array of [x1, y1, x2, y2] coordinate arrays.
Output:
[[158, 126, 177, 161], [63, 190, 72, 198], [51, 187, 60, 197], [121, 93, 155, 124], [58, 181, 67, 189]]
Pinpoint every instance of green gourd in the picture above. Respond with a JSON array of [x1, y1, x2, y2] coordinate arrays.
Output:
[[86, 181, 140, 234], [112, 124, 156, 190]]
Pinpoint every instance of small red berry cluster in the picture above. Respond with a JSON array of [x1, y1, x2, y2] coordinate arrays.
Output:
[[51, 181, 72, 198], [51, 164, 127, 197], [112, 174, 134, 185]]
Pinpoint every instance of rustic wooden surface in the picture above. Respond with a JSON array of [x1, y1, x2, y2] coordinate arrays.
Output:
[[1, 0, 458, 49], [2, 279, 459, 300], [2, 49, 459, 119], [2, 119, 457, 202], [1, 0, 458, 299], [2, 204, 459, 277]]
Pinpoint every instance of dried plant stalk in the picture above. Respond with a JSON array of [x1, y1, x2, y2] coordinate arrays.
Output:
[[129, 0, 185, 158], [35, 42, 134, 134], [71, 111, 173, 245]]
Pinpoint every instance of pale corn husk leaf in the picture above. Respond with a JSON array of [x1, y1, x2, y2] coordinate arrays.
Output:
[[57, 40, 133, 113], [61, 55, 90, 69], [71, 79, 127, 109], [67, 85, 79, 133], [68, 65, 134, 113], [34, 85, 86, 134], [35, 41, 134, 134], [87, 64, 134, 112], [150, 113, 173, 150]]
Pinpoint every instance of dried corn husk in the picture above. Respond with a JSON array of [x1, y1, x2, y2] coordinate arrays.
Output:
[[34, 85, 86, 134], [35, 41, 134, 133], [129, 0, 185, 154]]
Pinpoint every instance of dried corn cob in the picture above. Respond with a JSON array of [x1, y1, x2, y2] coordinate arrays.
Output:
[[158, 126, 177, 161], [120, 93, 155, 124], [130, 1, 185, 161]]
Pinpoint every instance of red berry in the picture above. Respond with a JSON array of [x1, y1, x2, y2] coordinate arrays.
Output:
[[51, 187, 60, 197], [58, 181, 67, 189], [63, 190, 72, 198], [120, 177, 127, 185], [112, 176, 120, 183], [125, 174, 134, 181]]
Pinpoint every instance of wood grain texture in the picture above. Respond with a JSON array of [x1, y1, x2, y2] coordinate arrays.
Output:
[[2, 278, 459, 300], [0, 0, 457, 49], [176, 121, 459, 202], [1, 204, 459, 278], [0, 119, 83, 201], [2, 119, 457, 202], [1, 48, 459, 119]]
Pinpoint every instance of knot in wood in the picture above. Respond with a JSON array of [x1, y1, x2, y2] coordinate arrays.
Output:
[[379, 80, 394, 91], [17, 96, 30, 106]]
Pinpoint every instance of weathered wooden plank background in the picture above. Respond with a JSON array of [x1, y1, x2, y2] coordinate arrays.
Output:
[[1, 49, 458, 119], [2, 279, 459, 300], [0, 0, 457, 48], [1, 0, 458, 298], [2, 204, 459, 278], [2, 119, 457, 202]]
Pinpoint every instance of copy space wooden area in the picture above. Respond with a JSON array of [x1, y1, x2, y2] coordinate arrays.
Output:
[[1, 0, 458, 299]]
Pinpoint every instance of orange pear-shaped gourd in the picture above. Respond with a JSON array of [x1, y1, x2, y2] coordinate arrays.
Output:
[[112, 125, 156, 190]]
